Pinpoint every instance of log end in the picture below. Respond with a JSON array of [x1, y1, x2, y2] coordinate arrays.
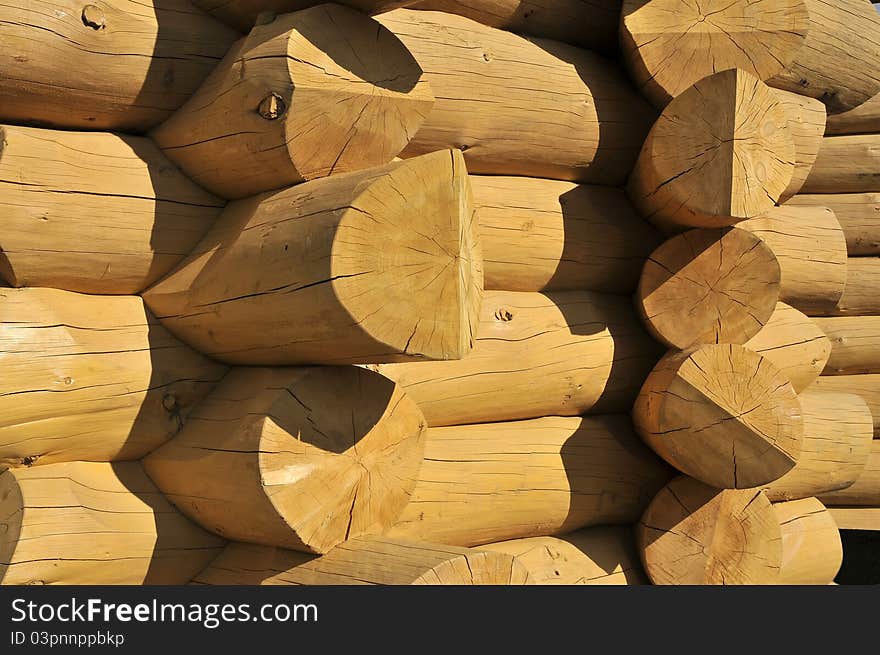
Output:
[[637, 476, 783, 585], [638, 228, 781, 349], [412, 548, 532, 585], [634, 344, 803, 489], [0, 471, 23, 584]]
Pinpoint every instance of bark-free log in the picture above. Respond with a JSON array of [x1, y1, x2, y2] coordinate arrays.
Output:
[[143, 150, 481, 365], [826, 91, 880, 135], [637, 477, 782, 585], [410, 0, 620, 52], [744, 303, 831, 394], [637, 228, 781, 350], [0, 462, 224, 585], [827, 507, 880, 531], [481, 527, 648, 585], [369, 290, 661, 426], [0, 1, 237, 132], [801, 135, 880, 194], [764, 391, 873, 502], [190, 1, 418, 32], [787, 193, 880, 256], [816, 316, 880, 375], [144, 366, 425, 554], [819, 440, 880, 506], [0, 125, 224, 295], [634, 344, 803, 489], [738, 205, 847, 315], [474, 176, 662, 293], [627, 69, 797, 230], [776, 91, 826, 203], [152, 5, 434, 199], [810, 374, 880, 436], [0, 288, 227, 469], [818, 258, 880, 317], [387, 415, 671, 547], [775, 497, 842, 585], [620, 0, 880, 114], [193, 538, 530, 585], [376, 9, 654, 184]]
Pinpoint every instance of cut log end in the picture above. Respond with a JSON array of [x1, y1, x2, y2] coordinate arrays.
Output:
[[637, 476, 783, 585], [638, 227, 781, 349], [775, 497, 842, 585], [634, 344, 803, 489], [628, 69, 796, 229]]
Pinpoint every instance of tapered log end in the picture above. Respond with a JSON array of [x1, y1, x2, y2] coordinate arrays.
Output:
[[629, 69, 796, 229], [638, 476, 782, 585], [145, 366, 427, 554], [336, 149, 482, 361], [638, 228, 781, 349], [621, 0, 807, 108], [634, 344, 803, 489]]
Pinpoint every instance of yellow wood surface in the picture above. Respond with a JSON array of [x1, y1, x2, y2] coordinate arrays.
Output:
[[774, 497, 842, 585], [788, 192, 880, 256]]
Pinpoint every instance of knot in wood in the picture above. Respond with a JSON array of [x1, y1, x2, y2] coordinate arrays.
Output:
[[21, 455, 38, 467], [258, 93, 286, 120], [494, 308, 514, 322], [81, 5, 106, 30], [162, 394, 178, 411]]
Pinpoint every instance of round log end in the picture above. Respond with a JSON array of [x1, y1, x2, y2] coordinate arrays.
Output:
[[629, 69, 796, 228], [638, 228, 781, 349], [335, 149, 482, 361], [634, 344, 803, 489], [637, 476, 782, 585], [411, 549, 532, 585], [621, 0, 808, 108]]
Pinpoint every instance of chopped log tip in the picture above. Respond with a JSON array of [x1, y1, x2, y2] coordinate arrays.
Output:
[[775, 498, 842, 585], [764, 391, 873, 502], [387, 415, 672, 547], [787, 193, 880, 256], [637, 227, 781, 350], [744, 302, 831, 394], [144, 366, 426, 554], [377, 8, 655, 184], [627, 69, 797, 230], [637, 476, 782, 585], [0, 462, 224, 585], [143, 150, 482, 366], [0, 125, 224, 295], [369, 290, 662, 427], [152, 4, 434, 199], [819, 440, 880, 507], [481, 527, 648, 585], [0, 0, 238, 132], [192, 538, 531, 585], [620, 0, 880, 114], [0, 288, 227, 469], [738, 205, 847, 316], [633, 344, 804, 489]]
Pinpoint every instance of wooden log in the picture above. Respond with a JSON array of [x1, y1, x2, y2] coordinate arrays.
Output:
[[409, 0, 620, 52], [827, 507, 880, 531], [0, 125, 224, 295], [474, 176, 662, 293], [0, 462, 224, 585], [387, 415, 672, 547], [744, 302, 831, 394], [637, 476, 782, 585], [620, 0, 880, 114], [369, 290, 662, 427], [816, 258, 880, 317], [774, 497, 842, 585], [0, 288, 227, 469], [627, 69, 797, 230], [144, 366, 426, 554], [776, 91, 827, 203], [480, 527, 648, 585], [801, 135, 880, 194], [738, 205, 847, 315], [633, 344, 803, 489], [819, 440, 880, 506], [190, 1, 418, 32], [810, 374, 880, 436], [376, 9, 655, 184], [193, 538, 530, 585], [0, 1, 237, 132], [764, 391, 873, 502], [637, 228, 781, 350], [143, 150, 481, 366], [787, 193, 880, 256], [816, 316, 880, 375], [826, 91, 880, 135], [152, 5, 434, 199]]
